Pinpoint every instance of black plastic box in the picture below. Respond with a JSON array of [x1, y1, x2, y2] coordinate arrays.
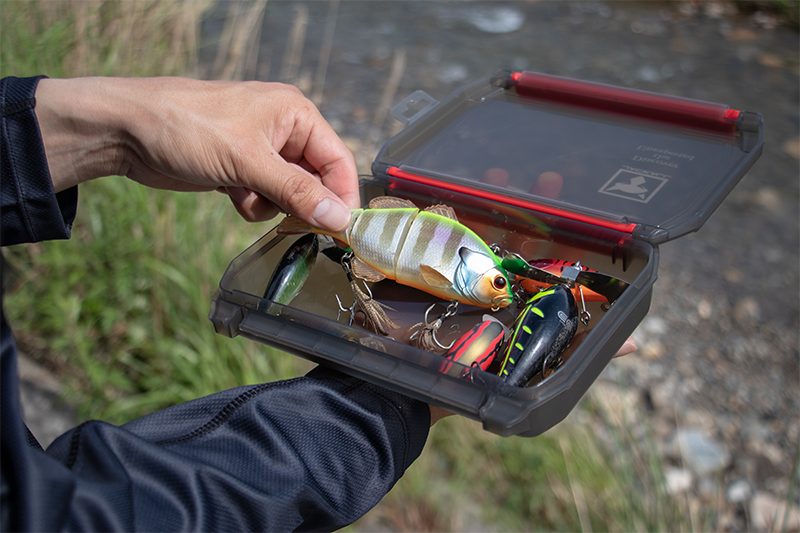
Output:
[[209, 71, 763, 437]]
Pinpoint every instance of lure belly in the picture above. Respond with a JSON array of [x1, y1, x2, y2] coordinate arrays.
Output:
[[441, 319, 506, 376], [499, 284, 578, 387], [277, 197, 513, 309], [264, 234, 318, 305]]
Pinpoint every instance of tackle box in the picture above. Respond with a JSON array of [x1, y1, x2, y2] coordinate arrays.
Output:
[[209, 70, 763, 437]]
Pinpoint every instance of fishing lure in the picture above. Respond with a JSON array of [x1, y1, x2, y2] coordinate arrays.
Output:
[[440, 318, 506, 377], [277, 196, 513, 310], [515, 259, 607, 303], [498, 284, 578, 387], [502, 253, 629, 305], [264, 234, 318, 305]]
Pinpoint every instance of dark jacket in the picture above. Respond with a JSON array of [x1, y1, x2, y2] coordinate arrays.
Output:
[[0, 76, 430, 532]]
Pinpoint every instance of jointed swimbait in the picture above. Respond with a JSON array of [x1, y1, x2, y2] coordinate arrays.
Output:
[[277, 197, 513, 309]]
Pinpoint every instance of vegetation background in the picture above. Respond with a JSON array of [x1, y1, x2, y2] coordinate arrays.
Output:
[[2, 1, 797, 531]]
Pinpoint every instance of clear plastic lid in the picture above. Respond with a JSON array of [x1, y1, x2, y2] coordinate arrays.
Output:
[[373, 71, 763, 244]]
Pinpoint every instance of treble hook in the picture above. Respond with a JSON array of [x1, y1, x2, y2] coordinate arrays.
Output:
[[337, 251, 398, 335], [409, 302, 459, 351], [335, 294, 357, 326], [338, 252, 377, 300]]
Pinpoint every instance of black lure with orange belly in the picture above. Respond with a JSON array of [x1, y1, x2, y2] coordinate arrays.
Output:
[[499, 284, 578, 387]]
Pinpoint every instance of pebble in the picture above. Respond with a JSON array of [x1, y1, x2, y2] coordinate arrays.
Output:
[[783, 138, 800, 159], [727, 480, 752, 504], [750, 492, 800, 531], [638, 316, 669, 336], [641, 341, 664, 360], [734, 297, 761, 324], [436, 64, 469, 84], [664, 467, 693, 495], [697, 299, 712, 320], [666, 429, 731, 477], [464, 7, 524, 34]]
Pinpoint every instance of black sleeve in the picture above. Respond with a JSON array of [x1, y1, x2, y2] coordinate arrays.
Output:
[[2, 334, 429, 531], [1, 76, 78, 246], [0, 75, 431, 532]]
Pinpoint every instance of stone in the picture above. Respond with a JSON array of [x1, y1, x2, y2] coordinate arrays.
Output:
[[664, 467, 693, 495], [734, 297, 761, 324], [667, 428, 731, 476], [750, 492, 800, 531], [726, 480, 752, 504]]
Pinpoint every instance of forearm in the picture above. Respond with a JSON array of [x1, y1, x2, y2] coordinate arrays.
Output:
[[35, 77, 133, 192], [33, 76, 358, 229]]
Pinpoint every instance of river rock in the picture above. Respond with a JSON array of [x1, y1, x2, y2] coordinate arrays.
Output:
[[750, 492, 800, 531], [726, 480, 752, 504], [666, 429, 731, 476], [664, 467, 693, 495]]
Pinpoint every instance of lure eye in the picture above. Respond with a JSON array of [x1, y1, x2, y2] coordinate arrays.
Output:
[[493, 276, 507, 290]]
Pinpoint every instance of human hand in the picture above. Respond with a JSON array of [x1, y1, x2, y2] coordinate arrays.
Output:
[[35, 77, 359, 231]]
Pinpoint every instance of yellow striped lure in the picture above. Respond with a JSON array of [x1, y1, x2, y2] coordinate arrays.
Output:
[[277, 196, 513, 310]]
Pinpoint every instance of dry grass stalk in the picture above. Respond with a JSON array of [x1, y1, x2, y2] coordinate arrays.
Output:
[[561, 439, 593, 533], [217, 0, 267, 81], [279, 3, 308, 86], [311, 0, 339, 106], [212, 1, 243, 77], [242, 2, 266, 81], [369, 48, 406, 145], [50, 0, 214, 79]]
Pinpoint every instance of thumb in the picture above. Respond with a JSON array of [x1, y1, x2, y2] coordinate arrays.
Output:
[[245, 161, 353, 232]]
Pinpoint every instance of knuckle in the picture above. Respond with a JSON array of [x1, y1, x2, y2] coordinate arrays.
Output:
[[279, 173, 316, 213]]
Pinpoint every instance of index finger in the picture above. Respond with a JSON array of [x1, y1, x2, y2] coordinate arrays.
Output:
[[281, 109, 360, 211]]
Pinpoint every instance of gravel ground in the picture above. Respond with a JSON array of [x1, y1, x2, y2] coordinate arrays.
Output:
[[20, 1, 799, 530]]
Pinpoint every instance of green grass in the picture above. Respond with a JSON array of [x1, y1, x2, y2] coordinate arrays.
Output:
[[3, 177, 297, 423], [1, 0, 295, 424]]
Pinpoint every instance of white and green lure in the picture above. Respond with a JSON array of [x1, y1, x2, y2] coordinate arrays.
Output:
[[277, 196, 513, 310]]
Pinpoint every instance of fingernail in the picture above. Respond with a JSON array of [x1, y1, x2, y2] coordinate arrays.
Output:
[[619, 338, 638, 356], [312, 197, 351, 231]]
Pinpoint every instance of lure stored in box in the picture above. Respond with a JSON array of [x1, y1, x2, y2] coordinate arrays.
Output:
[[209, 70, 763, 437]]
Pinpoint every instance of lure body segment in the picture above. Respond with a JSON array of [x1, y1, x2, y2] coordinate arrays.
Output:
[[499, 284, 578, 387], [277, 197, 512, 309], [441, 319, 505, 375], [264, 234, 318, 305]]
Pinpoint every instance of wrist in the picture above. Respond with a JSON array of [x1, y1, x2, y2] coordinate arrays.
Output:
[[35, 77, 134, 192]]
